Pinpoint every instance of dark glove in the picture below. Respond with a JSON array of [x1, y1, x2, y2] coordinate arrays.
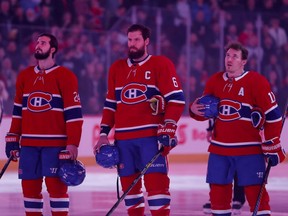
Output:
[[157, 122, 177, 156], [262, 138, 286, 166], [5, 134, 20, 161], [59, 150, 72, 162], [58, 150, 72, 167]]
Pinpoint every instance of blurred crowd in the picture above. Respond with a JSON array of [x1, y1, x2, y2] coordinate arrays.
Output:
[[1, 0, 288, 115]]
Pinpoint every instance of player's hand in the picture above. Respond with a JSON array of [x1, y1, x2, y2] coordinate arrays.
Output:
[[189, 98, 205, 116], [5, 134, 20, 162], [150, 95, 165, 115], [157, 122, 177, 156], [262, 139, 286, 166], [93, 135, 110, 154], [66, 145, 78, 160]]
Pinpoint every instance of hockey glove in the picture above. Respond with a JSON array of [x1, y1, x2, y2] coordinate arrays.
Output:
[[262, 138, 286, 166], [59, 150, 72, 168], [251, 107, 265, 130], [59, 150, 72, 161], [5, 133, 20, 161], [157, 122, 177, 156], [150, 95, 165, 115]]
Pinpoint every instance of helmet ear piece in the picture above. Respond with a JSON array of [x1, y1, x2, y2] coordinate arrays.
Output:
[[96, 145, 120, 168], [58, 160, 86, 186], [198, 94, 219, 118]]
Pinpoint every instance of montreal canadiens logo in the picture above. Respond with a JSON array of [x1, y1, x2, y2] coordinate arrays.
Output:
[[121, 83, 147, 104], [218, 99, 241, 121], [27, 92, 52, 112]]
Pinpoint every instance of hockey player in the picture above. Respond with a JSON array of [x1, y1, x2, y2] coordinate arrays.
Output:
[[189, 42, 286, 216], [94, 24, 185, 216], [5, 33, 83, 216]]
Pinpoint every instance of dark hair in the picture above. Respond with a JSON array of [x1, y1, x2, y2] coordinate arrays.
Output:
[[225, 42, 248, 60], [127, 24, 151, 40], [38, 33, 58, 57]]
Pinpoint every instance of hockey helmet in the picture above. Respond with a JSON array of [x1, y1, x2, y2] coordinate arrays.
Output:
[[96, 145, 120, 169], [58, 159, 86, 186], [198, 94, 220, 118]]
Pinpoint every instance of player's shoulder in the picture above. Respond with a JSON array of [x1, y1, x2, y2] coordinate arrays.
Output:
[[51, 66, 79, 85], [109, 58, 127, 71], [111, 58, 127, 66], [57, 65, 74, 74], [246, 70, 267, 81], [17, 66, 35, 79], [150, 55, 173, 64], [209, 71, 224, 80], [19, 66, 34, 74], [247, 70, 263, 77], [55, 65, 77, 77]]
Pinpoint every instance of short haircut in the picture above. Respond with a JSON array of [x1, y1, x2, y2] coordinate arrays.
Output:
[[37, 33, 58, 57], [225, 42, 248, 60], [127, 24, 151, 40]]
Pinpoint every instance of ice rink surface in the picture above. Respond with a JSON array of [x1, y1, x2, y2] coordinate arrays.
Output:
[[0, 162, 287, 216]]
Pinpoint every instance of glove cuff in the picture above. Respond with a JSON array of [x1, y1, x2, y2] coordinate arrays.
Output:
[[100, 125, 111, 136], [262, 137, 281, 152], [262, 143, 281, 152], [5, 134, 20, 143], [59, 150, 71, 160], [158, 123, 177, 134]]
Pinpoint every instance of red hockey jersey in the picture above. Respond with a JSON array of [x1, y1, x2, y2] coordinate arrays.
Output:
[[8, 65, 83, 147], [101, 55, 185, 140], [191, 71, 283, 156]]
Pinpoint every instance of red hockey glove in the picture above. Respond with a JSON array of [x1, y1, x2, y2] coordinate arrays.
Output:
[[251, 107, 265, 130], [5, 134, 20, 162], [150, 95, 165, 115], [262, 138, 286, 166], [157, 122, 177, 156]]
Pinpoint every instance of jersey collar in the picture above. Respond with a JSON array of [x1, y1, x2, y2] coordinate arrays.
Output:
[[127, 55, 152, 67], [34, 64, 59, 74], [223, 70, 249, 81]]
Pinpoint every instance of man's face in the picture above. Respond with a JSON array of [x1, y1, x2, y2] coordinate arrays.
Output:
[[34, 36, 52, 60], [225, 48, 246, 74], [127, 31, 148, 60]]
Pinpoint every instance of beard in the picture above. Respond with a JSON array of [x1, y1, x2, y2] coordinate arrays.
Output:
[[128, 46, 145, 60], [34, 48, 50, 60]]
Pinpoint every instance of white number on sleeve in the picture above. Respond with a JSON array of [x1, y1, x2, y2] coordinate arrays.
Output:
[[73, 92, 81, 102], [172, 77, 178, 88], [268, 92, 276, 103]]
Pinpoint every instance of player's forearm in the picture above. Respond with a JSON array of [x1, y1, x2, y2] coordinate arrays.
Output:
[[164, 103, 185, 123], [66, 121, 83, 147]]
